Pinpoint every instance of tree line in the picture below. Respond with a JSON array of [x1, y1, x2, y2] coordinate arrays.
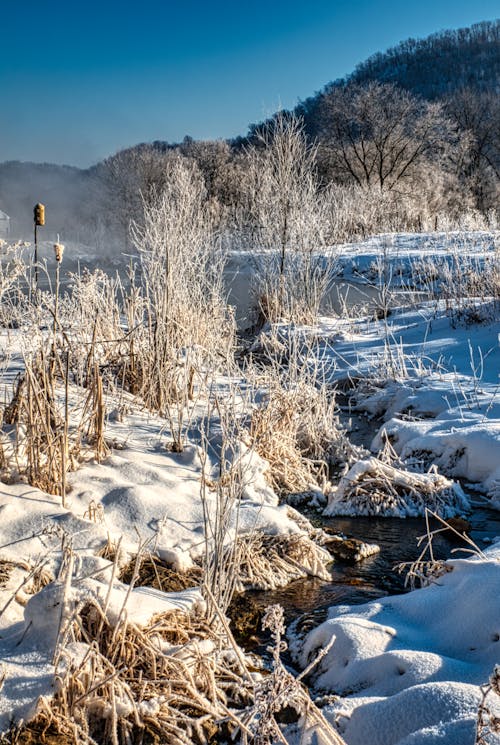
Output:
[[2, 20, 498, 247]]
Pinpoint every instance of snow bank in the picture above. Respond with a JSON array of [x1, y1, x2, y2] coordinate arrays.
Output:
[[373, 413, 500, 499], [292, 543, 500, 745]]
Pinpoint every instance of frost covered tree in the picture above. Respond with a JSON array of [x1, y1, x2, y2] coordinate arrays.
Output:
[[315, 82, 458, 194], [131, 156, 233, 432], [245, 113, 333, 323], [97, 145, 177, 245]]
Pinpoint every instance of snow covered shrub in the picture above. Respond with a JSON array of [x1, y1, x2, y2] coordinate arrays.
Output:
[[131, 157, 235, 447], [245, 114, 336, 324], [325, 457, 469, 518]]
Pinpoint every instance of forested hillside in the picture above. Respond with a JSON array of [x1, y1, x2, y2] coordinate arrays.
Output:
[[347, 20, 500, 98]]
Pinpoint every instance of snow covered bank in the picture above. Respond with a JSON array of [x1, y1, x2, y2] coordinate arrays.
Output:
[[292, 542, 500, 745], [0, 574, 205, 732]]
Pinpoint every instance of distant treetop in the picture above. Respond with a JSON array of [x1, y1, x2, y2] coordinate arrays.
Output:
[[344, 19, 499, 99]]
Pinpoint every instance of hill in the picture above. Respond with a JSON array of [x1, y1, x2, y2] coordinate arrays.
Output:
[[346, 20, 499, 99]]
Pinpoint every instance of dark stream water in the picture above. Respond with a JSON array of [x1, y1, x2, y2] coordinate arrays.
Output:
[[247, 504, 500, 635]]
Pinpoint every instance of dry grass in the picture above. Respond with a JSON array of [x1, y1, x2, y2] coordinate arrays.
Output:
[[1, 595, 349, 745], [0, 713, 76, 745], [1, 328, 114, 501], [475, 665, 500, 745], [326, 455, 467, 518], [228, 532, 332, 592], [250, 380, 354, 496], [18, 352, 68, 497], [395, 509, 486, 590], [120, 554, 202, 593], [242, 604, 347, 745], [52, 604, 253, 745]]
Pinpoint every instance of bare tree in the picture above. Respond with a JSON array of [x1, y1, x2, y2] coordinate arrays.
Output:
[[316, 82, 458, 193], [245, 113, 334, 323], [445, 87, 500, 213], [98, 145, 177, 246]]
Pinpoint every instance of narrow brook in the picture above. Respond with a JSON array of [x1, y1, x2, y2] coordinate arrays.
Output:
[[242, 501, 500, 650]]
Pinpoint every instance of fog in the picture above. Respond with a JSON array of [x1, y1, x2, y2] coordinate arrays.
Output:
[[0, 160, 122, 257]]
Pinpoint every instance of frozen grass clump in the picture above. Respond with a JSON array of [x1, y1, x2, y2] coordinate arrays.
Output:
[[325, 456, 469, 518], [229, 532, 332, 591], [247, 326, 360, 500]]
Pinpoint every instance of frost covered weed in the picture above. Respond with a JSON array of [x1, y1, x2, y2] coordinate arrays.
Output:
[[325, 455, 468, 518], [439, 250, 500, 327], [1, 342, 110, 503], [11, 351, 69, 499], [197, 381, 334, 620], [130, 159, 235, 445], [198, 389, 253, 623], [245, 605, 345, 745], [395, 509, 486, 590], [0, 241, 30, 325], [476, 665, 500, 745], [227, 532, 332, 592], [5, 540, 252, 745], [2, 545, 340, 745], [247, 327, 356, 495], [53, 604, 254, 745], [250, 380, 336, 493]]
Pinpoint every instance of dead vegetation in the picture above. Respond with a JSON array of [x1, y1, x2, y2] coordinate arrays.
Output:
[[229, 532, 332, 591], [0, 556, 346, 745], [326, 454, 468, 518], [475, 665, 500, 745], [395, 509, 486, 590], [52, 604, 254, 745], [1, 346, 109, 504], [120, 554, 203, 592], [247, 329, 359, 498], [250, 382, 337, 494]]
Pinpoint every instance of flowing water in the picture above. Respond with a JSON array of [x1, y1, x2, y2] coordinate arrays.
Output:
[[246, 503, 500, 635]]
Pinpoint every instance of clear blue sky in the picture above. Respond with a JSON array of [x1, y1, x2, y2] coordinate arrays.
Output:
[[2, 0, 498, 167]]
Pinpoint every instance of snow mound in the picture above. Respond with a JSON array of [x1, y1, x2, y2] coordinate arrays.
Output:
[[293, 546, 500, 745], [325, 457, 468, 518], [374, 415, 500, 505]]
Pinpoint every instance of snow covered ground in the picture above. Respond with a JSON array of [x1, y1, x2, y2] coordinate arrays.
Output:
[[0, 229, 499, 741], [291, 541, 500, 745]]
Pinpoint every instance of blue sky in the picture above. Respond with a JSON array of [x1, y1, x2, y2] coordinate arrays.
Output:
[[2, 0, 498, 167]]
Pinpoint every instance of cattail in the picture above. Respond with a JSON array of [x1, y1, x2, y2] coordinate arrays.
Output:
[[53, 242, 65, 262]]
